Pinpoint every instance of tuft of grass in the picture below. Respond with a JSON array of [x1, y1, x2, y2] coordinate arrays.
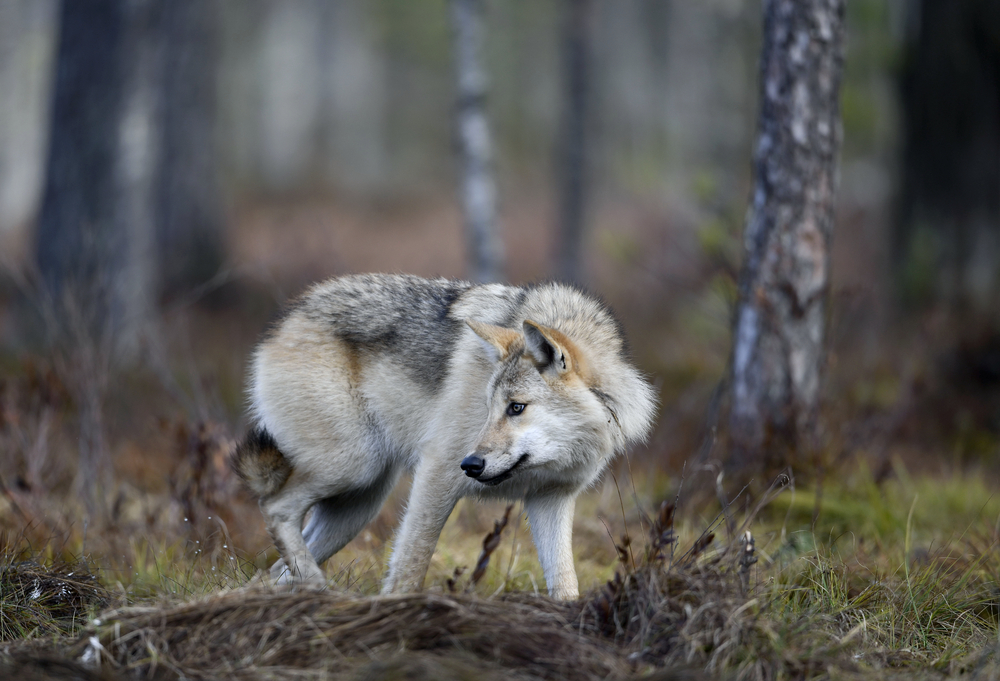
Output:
[[755, 540, 1000, 675], [0, 557, 108, 641], [105, 535, 260, 600]]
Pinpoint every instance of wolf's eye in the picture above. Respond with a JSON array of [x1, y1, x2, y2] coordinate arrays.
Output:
[[506, 402, 526, 416]]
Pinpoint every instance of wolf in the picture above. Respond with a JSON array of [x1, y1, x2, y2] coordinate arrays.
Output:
[[232, 274, 657, 600]]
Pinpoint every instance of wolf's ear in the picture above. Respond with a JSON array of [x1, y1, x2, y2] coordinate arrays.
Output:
[[466, 319, 522, 362], [523, 320, 578, 376]]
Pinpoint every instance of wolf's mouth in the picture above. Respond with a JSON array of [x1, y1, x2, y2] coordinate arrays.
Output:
[[477, 453, 529, 486]]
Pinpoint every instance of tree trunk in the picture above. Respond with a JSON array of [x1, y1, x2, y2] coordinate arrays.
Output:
[[35, 0, 221, 507], [36, 0, 131, 339], [451, 0, 503, 284], [555, 0, 592, 285], [157, 0, 223, 298], [38, 0, 222, 316], [729, 0, 845, 467], [35, 0, 136, 509], [895, 0, 1000, 316]]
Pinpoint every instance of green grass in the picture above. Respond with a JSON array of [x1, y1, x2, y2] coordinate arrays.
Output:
[[720, 462, 1000, 677]]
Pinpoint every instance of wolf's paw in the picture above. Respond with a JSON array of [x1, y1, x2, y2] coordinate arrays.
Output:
[[269, 560, 294, 586], [269, 558, 326, 588]]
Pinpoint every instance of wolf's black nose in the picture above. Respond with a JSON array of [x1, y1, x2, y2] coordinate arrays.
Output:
[[461, 455, 485, 478]]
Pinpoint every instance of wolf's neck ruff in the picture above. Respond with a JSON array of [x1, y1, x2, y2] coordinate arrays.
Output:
[[235, 274, 658, 600]]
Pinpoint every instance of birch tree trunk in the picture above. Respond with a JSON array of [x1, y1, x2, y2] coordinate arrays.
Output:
[[729, 0, 845, 467], [451, 0, 503, 283], [555, 0, 592, 285]]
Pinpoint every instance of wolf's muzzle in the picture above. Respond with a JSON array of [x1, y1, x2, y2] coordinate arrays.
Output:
[[460, 454, 486, 478], [476, 453, 529, 486]]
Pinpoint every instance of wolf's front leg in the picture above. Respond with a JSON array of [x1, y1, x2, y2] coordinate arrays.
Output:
[[382, 460, 460, 594], [525, 493, 579, 600]]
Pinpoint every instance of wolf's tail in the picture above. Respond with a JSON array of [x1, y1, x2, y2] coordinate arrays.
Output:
[[231, 427, 293, 498]]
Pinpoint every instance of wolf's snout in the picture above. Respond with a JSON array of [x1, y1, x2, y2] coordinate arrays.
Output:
[[460, 454, 485, 478]]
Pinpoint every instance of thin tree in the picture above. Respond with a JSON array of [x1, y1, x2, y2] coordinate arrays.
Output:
[[451, 0, 503, 283], [555, 0, 592, 285], [896, 0, 1000, 315], [36, 0, 134, 340], [35, 0, 137, 507], [157, 0, 223, 298], [729, 0, 846, 467], [35, 0, 221, 507]]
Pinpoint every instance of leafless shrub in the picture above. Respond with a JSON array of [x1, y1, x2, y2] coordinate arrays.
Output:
[[0, 358, 70, 496], [163, 419, 237, 532], [645, 501, 677, 563]]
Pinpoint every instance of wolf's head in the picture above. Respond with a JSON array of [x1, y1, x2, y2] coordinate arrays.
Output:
[[463, 317, 657, 493]]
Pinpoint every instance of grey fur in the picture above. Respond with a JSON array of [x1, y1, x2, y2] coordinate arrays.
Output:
[[497, 288, 529, 327], [242, 274, 659, 598], [303, 274, 473, 392], [301, 461, 401, 566]]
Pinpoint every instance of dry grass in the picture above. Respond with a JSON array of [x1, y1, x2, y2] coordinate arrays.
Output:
[[0, 481, 830, 679], [0, 557, 108, 642], [5, 461, 1000, 680], [86, 589, 621, 680], [9, 551, 750, 680], [0, 487, 755, 680]]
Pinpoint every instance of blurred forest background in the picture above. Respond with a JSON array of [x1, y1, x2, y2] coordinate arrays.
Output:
[[0, 0, 997, 566]]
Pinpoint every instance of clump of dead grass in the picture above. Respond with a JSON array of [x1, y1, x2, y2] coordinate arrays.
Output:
[[0, 557, 108, 641], [0, 653, 121, 681], [80, 587, 626, 679], [11, 467, 1000, 680], [58, 491, 781, 680]]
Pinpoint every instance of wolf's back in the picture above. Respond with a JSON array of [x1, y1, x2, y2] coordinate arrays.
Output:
[[232, 427, 293, 497]]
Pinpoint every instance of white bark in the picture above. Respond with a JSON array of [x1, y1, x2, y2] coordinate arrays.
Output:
[[729, 0, 846, 464], [452, 0, 503, 283]]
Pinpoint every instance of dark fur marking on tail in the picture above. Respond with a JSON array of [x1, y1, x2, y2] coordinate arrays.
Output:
[[232, 427, 293, 498]]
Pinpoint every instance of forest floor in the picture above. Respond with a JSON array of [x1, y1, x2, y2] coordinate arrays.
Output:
[[1, 194, 999, 679], [3, 460, 1000, 680]]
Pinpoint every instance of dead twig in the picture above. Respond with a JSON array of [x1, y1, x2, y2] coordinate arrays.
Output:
[[471, 504, 513, 586]]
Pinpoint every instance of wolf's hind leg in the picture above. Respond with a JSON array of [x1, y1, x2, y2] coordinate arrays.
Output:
[[302, 471, 398, 566], [261, 491, 326, 584]]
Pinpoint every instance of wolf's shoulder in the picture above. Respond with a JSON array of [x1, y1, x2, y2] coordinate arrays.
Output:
[[276, 275, 522, 390], [277, 275, 615, 337], [303, 273, 472, 316]]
